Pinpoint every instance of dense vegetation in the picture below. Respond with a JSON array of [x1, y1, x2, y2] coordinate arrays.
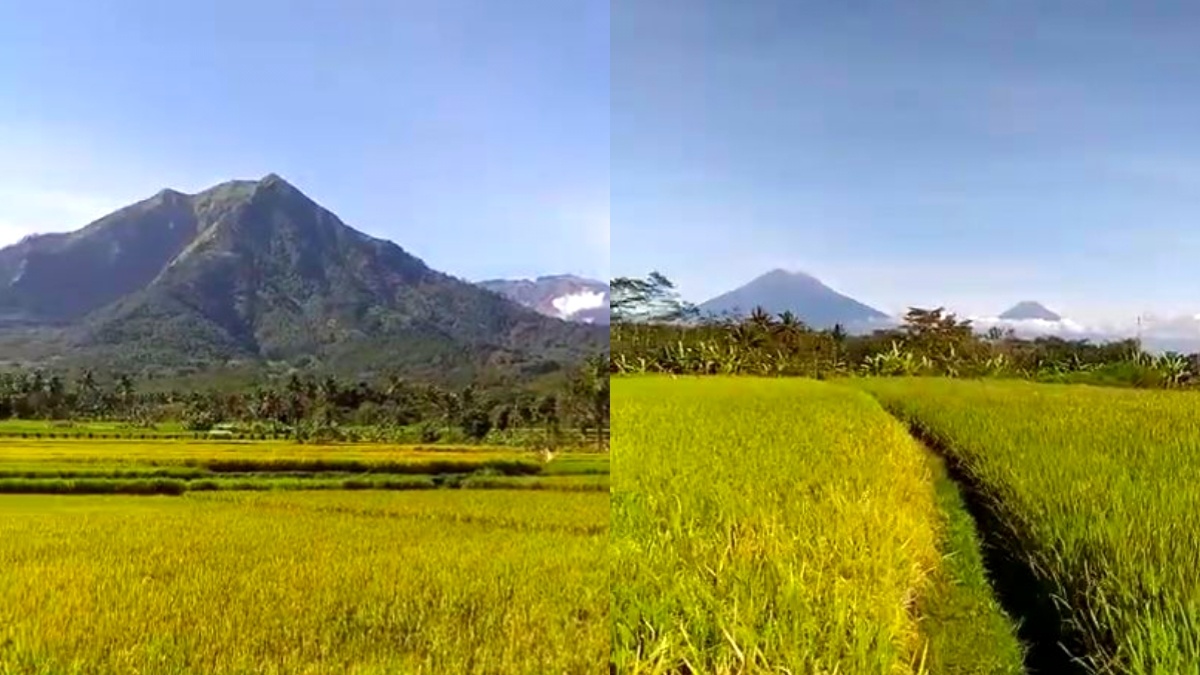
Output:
[[864, 379, 1200, 674], [611, 272, 1197, 388], [611, 377, 1022, 674], [0, 354, 608, 449]]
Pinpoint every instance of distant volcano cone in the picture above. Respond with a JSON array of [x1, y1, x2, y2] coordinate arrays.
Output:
[[697, 269, 889, 329], [998, 301, 1061, 321]]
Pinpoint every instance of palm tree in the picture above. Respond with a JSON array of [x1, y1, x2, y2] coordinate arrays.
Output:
[[116, 374, 135, 414], [749, 306, 775, 331]]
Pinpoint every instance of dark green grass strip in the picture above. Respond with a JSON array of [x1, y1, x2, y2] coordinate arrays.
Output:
[[0, 474, 604, 495], [918, 450, 1026, 674], [183, 457, 543, 476], [0, 478, 189, 496]]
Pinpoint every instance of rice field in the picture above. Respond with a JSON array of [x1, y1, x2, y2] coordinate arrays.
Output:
[[0, 491, 608, 674], [0, 438, 609, 494], [861, 378, 1200, 674], [0, 437, 609, 673], [610, 376, 1021, 674]]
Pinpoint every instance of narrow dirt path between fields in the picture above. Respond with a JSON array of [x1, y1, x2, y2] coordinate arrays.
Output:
[[900, 420, 1091, 675]]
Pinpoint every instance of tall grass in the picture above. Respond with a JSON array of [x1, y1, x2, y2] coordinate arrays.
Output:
[[860, 378, 1200, 673], [612, 377, 947, 673]]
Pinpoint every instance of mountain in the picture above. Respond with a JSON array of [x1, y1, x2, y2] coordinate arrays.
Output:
[[0, 174, 604, 381], [698, 269, 891, 329], [478, 275, 609, 325], [998, 301, 1062, 321]]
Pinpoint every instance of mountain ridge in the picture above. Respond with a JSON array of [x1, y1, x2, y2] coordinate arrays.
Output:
[[0, 174, 603, 381]]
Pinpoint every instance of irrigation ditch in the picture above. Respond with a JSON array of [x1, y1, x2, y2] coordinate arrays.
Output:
[[896, 416, 1092, 675]]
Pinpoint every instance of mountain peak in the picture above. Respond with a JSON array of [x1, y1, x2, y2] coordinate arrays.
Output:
[[999, 301, 1061, 321], [698, 269, 889, 328], [255, 173, 303, 195], [762, 268, 817, 282]]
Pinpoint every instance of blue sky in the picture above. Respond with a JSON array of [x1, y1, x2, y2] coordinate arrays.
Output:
[[0, 0, 608, 282], [613, 1, 1200, 326]]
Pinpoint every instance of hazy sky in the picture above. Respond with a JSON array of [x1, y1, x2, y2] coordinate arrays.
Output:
[[613, 1, 1200, 325], [0, 0, 609, 282]]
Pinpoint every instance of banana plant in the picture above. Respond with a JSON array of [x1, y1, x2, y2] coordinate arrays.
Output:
[[860, 341, 917, 377], [1154, 353, 1190, 387]]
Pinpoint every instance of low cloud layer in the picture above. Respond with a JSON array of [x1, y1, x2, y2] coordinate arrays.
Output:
[[964, 314, 1200, 353]]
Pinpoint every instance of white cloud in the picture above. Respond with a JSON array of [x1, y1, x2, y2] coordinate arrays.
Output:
[[961, 312, 1200, 353], [552, 289, 607, 318], [968, 315, 1092, 337]]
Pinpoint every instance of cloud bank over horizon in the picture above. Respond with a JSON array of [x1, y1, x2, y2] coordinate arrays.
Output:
[[963, 313, 1200, 353]]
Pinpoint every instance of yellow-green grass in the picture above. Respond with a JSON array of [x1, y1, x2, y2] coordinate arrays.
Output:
[[0, 490, 608, 674], [860, 378, 1200, 674], [459, 473, 609, 492], [611, 376, 1020, 674], [0, 419, 189, 436]]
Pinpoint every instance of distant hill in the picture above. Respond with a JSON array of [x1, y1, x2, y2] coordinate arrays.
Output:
[[698, 269, 891, 330], [479, 275, 609, 325], [998, 301, 1062, 321], [0, 174, 603, 381]]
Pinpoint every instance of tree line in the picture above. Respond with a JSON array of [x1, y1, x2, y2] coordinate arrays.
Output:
[[0, 354, 610, 449], [611, 272, 1200, 389]]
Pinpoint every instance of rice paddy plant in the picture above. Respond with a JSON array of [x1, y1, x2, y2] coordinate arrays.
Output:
[[860, 378, 1200, 673], [0, 490, 608, 674], [612, 376, 950, 673]]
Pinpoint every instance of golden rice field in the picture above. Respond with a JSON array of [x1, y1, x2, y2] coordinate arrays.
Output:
[[615, 375, 1200, 673], [0, 438, 609, 674], [610, 376, 1022, 674]]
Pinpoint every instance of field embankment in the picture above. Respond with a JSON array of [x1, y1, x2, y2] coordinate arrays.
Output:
[[611, 376, 1021, 674], [859, 378, 1200, 674]]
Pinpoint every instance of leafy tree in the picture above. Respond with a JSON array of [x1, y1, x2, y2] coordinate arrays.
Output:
[[611, 272, 698, 323], [566, 353, 610, 451]]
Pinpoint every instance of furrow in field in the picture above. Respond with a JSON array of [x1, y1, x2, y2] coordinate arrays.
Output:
[[612, 376, 1021, 674], [860, 377, 1200, 674]]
